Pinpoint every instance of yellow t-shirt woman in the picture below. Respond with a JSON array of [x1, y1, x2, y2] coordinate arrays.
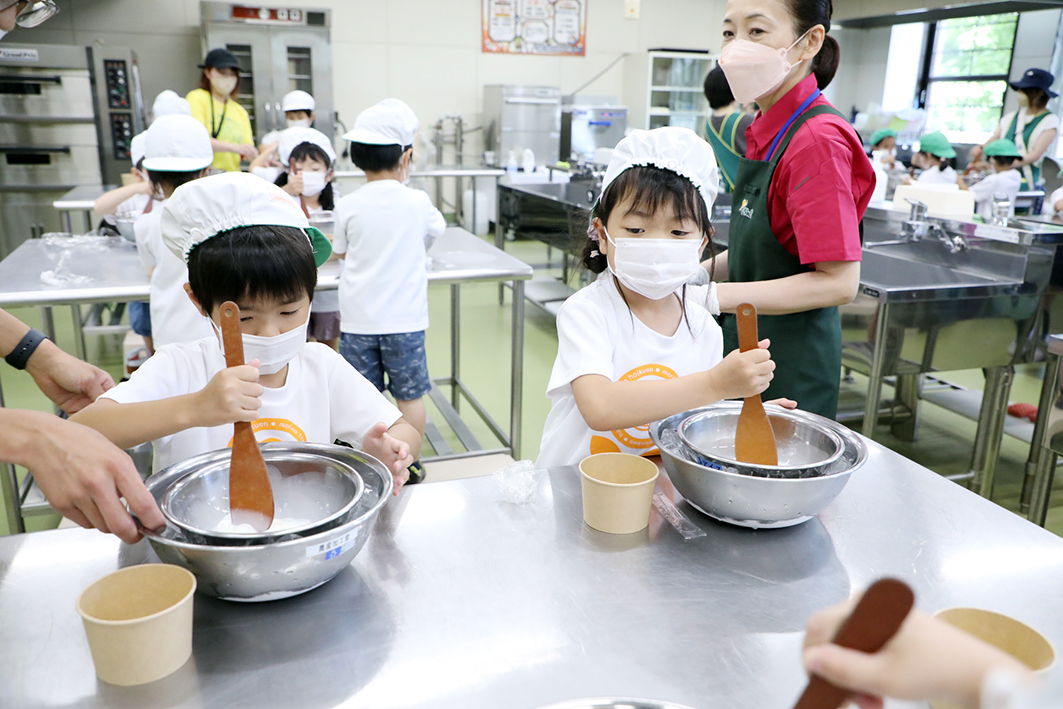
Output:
[[186, 88, 254, 172]]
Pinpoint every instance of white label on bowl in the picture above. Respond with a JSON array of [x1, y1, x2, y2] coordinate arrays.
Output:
[[306, 531, 353, 560]]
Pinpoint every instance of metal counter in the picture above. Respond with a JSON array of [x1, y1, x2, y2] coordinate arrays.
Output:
[[52, 184, 115, 234], [3, 442, 1063, 708], [0, 228, 532, 532]]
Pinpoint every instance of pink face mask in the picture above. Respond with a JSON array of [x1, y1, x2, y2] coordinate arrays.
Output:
[[718, 31, 810, 105]]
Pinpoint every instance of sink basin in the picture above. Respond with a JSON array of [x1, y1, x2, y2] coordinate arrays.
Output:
[[859, 249, 1024, 302]]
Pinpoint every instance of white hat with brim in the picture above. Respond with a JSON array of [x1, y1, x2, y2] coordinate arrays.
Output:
[[278, 126, 336, 167], [343, 98, 419, 146], [160, 171, 332, 267], [598, 127, 720, 216], [129, 132, 147, 167], [152, 90, 192, 119], [141, 114, 214, 172], [282, 90, 315, 113]]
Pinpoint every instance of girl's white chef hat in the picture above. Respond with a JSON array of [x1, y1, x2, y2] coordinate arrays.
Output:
[[278, 126, 336, 167]]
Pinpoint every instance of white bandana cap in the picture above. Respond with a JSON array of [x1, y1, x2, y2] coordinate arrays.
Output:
[[160, 171, 332, 267], [343, 98, 419, 146], [278, 126, 336, 167], [281, 89, 315, 113], [152, 89, 192, 119]]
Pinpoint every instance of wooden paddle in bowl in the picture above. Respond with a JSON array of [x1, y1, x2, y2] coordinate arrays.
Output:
[[219, 300, 274, 532], [734, 302, 779, 465]]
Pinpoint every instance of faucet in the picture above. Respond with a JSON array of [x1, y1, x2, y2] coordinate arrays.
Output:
[[898, 198, 968, 253]]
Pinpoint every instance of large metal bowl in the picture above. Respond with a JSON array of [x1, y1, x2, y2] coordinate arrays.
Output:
[[135, 442, 391, 602], [536, 700, 699, 709], [113, 212, 140, 242], [161, 451, 365, 546], [677, 407, 845, 478], [651, 403, 867, 529]]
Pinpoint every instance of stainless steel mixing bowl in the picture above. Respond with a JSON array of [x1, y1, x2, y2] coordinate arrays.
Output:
[[161, 451, 365, 546], [651, 403, 867, 529], [677, 407, 844, 478], [135, 442, 391, 602], [536, 700, 699, 709], [113, 212, 140, 241]]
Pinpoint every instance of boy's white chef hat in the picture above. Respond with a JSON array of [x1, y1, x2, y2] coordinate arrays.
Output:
[[282, 90, 315, 113], [141, 114, 214, 172], [129, 131, 147, 168], [161, 171, 332, 268], [278, 126, 336, 167], [152, 90, 192, 119], [343, 98, 419, 147], [599, 127, 720, 215]]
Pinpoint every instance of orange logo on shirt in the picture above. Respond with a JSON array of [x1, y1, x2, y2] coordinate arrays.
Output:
[[227, 418, 308, 447], [588, 364, 678, 458]]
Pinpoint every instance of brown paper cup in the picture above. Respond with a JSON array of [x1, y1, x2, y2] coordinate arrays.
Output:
[[77, 564, 196, 686], [931, 608, 1056, 709], [579, 452, 659, 534]]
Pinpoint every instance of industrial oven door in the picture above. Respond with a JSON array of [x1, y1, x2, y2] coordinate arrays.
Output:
[[201, 29, 277, 143], [0, 67, 95, 120], [268, 27, 334, 140]]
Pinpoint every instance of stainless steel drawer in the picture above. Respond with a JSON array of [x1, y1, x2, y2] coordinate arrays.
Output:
[[0, 121, 98, 148]]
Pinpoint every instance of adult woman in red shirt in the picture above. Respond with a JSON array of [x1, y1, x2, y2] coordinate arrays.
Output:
[[709, 0, 874, 419]]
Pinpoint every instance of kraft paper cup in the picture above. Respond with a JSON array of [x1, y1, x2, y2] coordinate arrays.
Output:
[[931, 608, 1056, 709], [579, 452, 659, 534], [76, 564, 196, 686]]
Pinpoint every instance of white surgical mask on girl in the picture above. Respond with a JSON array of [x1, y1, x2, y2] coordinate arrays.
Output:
[[299, 171, 327, 197], [287, 118, 311, 128], [213, 319, 308, 375], [601, 226, 704, 301], [210, 73, 237, 97], [718, 30, 811, 105]]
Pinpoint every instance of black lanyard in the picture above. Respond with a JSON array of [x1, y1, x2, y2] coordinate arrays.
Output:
[[209, 94, 229, 139]]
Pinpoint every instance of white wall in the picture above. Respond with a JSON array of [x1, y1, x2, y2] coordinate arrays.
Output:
[[6, 0, 726, 159], [825, 25, 892, 117], [1003, 8, 1062, 117]]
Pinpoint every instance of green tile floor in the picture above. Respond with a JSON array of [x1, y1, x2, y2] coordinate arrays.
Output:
[[2, 236, 1062, 537]]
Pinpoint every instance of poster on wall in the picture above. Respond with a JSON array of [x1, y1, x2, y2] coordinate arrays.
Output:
[[482, 0, 587, 56]]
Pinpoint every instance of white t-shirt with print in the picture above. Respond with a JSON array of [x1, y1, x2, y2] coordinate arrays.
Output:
[[100, 338, 402, 473], [969, 168, 1022, 220], [333, 180, 447, 335], [306, 203, 340, 314], [916, 165, 957, 185], [536, 275, 724, 469], [133, 201, 215, 348]]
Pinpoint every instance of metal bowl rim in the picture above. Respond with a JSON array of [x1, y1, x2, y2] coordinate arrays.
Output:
[[159, 451, 366, 541]]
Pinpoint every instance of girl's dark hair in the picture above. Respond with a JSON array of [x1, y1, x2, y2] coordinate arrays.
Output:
[[992, 155, 1020, 168], [784, 0, 839, 90], [580, 167, 714, 330], [1022, 87, 1050, 110], [198, 67, 240, 98], [703, 65, 736, 110], [187, 225, 318, 315], [349, 142, 411, 173], [148, 168, 204, 198], [275, 142, 335, 210], [918, 151, 956, 170]]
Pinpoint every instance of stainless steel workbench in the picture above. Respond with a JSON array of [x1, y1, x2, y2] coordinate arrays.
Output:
[[52, 184, 115, 234], [2, 440, 1063, 708], [0, 228, 532, 532]]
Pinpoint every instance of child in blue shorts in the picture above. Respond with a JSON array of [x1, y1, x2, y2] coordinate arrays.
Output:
[[334, 99, 446, 483]]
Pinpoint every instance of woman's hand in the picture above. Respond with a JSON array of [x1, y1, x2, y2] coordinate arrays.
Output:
[[26, 339, 115, 414], [704, 338, 774, 401], [764, 397, 797, 409], [969, 144, 985, 163], [193, 360, 263, 427]]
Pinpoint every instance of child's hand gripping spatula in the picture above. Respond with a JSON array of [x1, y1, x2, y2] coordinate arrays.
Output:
[[734, 303, 778, 465], [219, 301, 274, 532]]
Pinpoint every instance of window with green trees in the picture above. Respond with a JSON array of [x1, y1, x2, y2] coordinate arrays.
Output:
[[919, 13, 1018, 143]]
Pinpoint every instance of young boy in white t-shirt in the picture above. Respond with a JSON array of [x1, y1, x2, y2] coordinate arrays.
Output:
[[72, 172, 419, 493], [334, 99, 446, 483], [958, 139, 1023, 221]]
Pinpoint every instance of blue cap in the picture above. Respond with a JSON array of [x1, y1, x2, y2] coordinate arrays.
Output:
[[1010, 68, 1058, 98]]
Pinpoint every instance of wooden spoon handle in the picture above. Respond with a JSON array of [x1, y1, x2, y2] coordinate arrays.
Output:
[[736, 302, 759, 353], [792, 578, 916, 709], [219, 301, 244, 369]]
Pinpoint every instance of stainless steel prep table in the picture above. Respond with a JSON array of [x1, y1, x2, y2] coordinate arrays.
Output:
[[0, 227, 532, 531], [52, 184, 115, 234], [3, 439, 1063, 708]]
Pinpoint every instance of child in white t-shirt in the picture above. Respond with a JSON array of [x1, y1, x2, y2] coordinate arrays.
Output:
[[71, 172, 419, 494], [959, 138, 1023, 221], [537, 128, 786, 469], [134, 114, 217, 348], [333, 99, 446, 484], [905, 132, 958, 186]]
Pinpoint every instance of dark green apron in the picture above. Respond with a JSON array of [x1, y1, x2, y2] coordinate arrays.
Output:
[[720, 101, 847, 419], [1004, 110, 1049, 187], [706, 112, 743, 193]]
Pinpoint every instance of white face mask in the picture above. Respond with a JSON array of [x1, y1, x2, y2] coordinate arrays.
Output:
[[718, 31, 810, 105], [602, 226, 704, 301], [210, 73, 237, 97], [287, 118, 311, 128], [214, 319, 308, 375], [299, 171, 327, 197]]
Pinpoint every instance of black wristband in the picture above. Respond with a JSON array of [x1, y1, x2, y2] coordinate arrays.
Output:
[[4, 328, 47, 371]]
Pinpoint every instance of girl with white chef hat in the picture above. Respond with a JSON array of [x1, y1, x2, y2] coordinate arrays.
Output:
[[536, 127, 792, 469]]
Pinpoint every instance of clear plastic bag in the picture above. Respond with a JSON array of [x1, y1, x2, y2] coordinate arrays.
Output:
[[495, 460, 541, 505]]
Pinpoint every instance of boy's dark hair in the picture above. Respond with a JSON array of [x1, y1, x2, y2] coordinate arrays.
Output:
[[285, 109, 312, 121], [703, 65, 736, 110], [350, 142, 411, 173], [275, 142, 335, 210], [918, 151, 956, 170], [148, 168, 204, 197], [991, 155, 1020, 168], [187, 225, 318, 315]]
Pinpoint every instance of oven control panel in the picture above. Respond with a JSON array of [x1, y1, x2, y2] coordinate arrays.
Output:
[[111, 112, 132, 160], [103, 59, 130, 109]]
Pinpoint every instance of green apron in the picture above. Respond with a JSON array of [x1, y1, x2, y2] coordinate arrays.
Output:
[[720, 100, 847, 419], [1004, 111, 1050, 187], [706, 112, 743, 193]]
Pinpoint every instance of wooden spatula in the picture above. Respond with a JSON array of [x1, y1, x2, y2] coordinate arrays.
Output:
[[734, 303, 779, 465], [792, 578, 916, 709], [219, 301, 274, 532]]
